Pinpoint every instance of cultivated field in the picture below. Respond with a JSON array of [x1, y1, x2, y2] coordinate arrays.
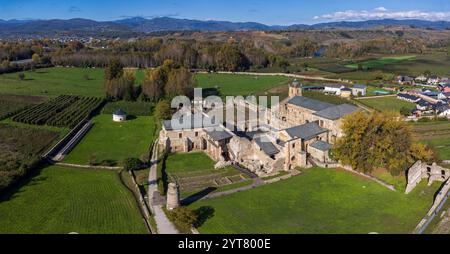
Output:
[[63, 114, 156, 166], [345, 55, 416, 69], [190, 167, 439, 234], [12, 95, 104, 128], [411, 121, 450, 160], [196, 73, 290, 97], [358, 96, 416, 113], [0, 166, 148, 234], [160, 152, 251, 198], [0, 94, 46, 120], [0, 123, 60, 191]]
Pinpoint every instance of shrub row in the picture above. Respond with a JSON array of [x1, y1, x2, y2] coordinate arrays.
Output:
[[12, 95, 104, 128]]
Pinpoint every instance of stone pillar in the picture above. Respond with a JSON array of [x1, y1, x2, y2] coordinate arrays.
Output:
[[166, 183, 180, 211], [299, 151, 307, 168]]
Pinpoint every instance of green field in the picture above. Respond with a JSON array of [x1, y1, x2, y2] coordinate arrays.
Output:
[[345, 55, 416, 69], [411, 121, 450, 160], [165, 152, 217, 173], [359, 96, 416, 113], [0, 67, 145, 97], [0, 166, 148, 234], [190, 168, 439, 234], [195, 73, 290, 97], [161, 152, 250, 198], [64, 114, 156, 166]]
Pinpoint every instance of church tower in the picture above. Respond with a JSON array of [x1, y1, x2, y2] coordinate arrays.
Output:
[[289, 79, 302, 98]]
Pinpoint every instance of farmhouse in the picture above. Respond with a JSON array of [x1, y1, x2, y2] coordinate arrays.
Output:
[[159, 81, 360, 176], [351, 84, 367, 97]]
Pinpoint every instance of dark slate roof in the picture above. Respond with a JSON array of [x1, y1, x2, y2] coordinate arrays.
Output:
[[417, 99, 429, 107], [313, 104, 359, 120], [113, 109, 127, 116], [163, 115, 219, 131], [310, 140, 332, 151], [285, 122, 328, 140], [205, 127, 233, 141], [341, 87, 352, 92], [397, 93, 420, 101], [353, 84, 367, 89], [254, 135, 280, 156], [287, 96, 334, 112]]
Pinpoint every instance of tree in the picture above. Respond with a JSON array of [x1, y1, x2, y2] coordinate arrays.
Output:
[[216, 43, 248, 71], [400, 107, 411, 116], [155, 100, 172, 121], [165, 67, 194, 98], [104, 58, 124, 81], [31, 53, 41, 64], [333, 111, 436, 176], [123, 158, 143, 171], [142, 67, 166, 102]]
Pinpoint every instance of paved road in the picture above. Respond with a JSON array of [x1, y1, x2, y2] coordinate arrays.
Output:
[[147, 143, 179, 234]]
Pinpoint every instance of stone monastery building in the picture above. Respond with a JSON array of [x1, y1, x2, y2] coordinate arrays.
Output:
[[159, 80, 360, 176]]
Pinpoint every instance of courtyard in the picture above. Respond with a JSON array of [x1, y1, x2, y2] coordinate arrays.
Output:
[[189, 167, 440, 234]]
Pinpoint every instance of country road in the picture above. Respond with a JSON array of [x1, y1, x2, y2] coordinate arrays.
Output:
[[147, 143, 179, 234]]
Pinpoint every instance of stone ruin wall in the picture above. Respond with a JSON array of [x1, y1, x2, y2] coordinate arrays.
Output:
[[406, 161, 450, 194]]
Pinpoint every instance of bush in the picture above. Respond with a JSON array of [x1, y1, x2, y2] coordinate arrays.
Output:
[[18, 73, 25, 80], [169, 207, 198, 233], [123, 158, 143, 171], [400, 107, 411, 116]]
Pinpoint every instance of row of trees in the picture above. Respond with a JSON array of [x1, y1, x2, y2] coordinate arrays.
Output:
[[104, 58, 194, 103], [333, 111, 438, 176]]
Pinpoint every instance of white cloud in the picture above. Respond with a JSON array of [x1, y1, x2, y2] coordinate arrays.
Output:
[[374, 7, 388, 12], [314, 7, 450, 22]]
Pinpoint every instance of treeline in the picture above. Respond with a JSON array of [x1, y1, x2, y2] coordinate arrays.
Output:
[[52, 38, 293, 71], [103, 58, 194, 102], [324, 38, 426, 58]]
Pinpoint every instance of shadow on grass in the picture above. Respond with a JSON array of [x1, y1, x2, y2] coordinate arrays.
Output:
[[194, 206, 215, 228], [181, 187, 217, 206], [0, 162, 49, 203]]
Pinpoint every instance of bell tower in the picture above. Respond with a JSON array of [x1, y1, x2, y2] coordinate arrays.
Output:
[[289, 79, 302, 98]]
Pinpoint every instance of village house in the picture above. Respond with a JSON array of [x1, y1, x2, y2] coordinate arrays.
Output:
[[397, 75, 414, 85], [351, 84, 367, 97]]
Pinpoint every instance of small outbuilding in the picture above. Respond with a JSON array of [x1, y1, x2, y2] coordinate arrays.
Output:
[[113, 109, 127, 122]]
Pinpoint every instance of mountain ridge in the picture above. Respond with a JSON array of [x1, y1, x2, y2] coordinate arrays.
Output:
[[1, 17, 450, 38]]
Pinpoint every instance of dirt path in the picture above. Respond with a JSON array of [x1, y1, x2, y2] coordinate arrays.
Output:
[[147, 143, 179, 234]]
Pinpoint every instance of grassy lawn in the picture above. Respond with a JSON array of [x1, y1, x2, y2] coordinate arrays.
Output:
[[195, 73, 290, 97], [64, 114, 156, 166], [190, 167, 439, 234], [0, 67, 145, 97], [161, 152, 250, 198], [165, 152, 216, 173], [0, 165, 148, 234], [411, 121, 450, 160], [359, 96, 416, 113]]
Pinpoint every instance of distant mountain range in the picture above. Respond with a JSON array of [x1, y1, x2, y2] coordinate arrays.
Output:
[[1, 17, 450, 38]]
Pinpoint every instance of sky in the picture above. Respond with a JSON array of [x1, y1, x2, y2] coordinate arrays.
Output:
[[1, 0, 450, 25]]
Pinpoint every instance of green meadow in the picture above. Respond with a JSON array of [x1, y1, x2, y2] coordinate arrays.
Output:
[[0, 166, 148, 234]]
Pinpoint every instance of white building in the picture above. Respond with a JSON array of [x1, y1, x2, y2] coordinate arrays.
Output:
[[113, 109, 127, 122]]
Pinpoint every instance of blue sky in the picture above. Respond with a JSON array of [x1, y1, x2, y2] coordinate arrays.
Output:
[[1, 0, 450, 24]]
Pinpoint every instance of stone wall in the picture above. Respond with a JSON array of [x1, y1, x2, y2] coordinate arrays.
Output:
[[405, 161, 450, 194]]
